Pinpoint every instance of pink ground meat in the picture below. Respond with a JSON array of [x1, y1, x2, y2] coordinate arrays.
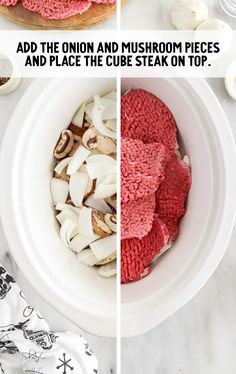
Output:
[[121, 138, 166, 204], [121, 216, 170, 283], [121, 89, 191, 283], [121, 194, 156, 240], [121, 89, 178, 152], [1, 0, 115, 19]]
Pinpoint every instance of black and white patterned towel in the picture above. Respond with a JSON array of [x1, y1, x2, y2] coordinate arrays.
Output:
[[0, 265, 98, 374]]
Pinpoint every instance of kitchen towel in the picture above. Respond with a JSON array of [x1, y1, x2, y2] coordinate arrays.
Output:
[[0, 264, 98, 374]]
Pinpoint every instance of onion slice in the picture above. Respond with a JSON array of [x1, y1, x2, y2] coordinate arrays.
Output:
[[55, 203, 80, 214], [84, 194, 112, 214], [94, 184, 116, 199], [69, 172, 88, 207], [72, 102, 85, 128], [92, 95, 116, 139], [77, 249, 99, 267], [56, 208, 78, 225], [86, 97, 116, 121], [90, 235, 116, 261], [60, 217, 79, 246], [51, 178, 69, 205], [98, 260, 117, 278], [54, 157, 72, 175], [67, 145, 90, 176], [78, 207, 93, 238], [70, 233, 99, 253]]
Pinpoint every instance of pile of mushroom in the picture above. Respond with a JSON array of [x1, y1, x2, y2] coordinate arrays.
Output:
[[50, 91, 117, 278]]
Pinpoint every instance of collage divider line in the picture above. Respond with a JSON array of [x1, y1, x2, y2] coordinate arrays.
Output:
[[116, 1, 121, 374]]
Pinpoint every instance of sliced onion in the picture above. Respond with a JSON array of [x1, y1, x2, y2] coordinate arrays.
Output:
[[86, 155, 116, 179], [51, 178, 69, 205], [86, 97, 116, 121], [105, 119, 116, 131], [94, 184, 116, 199], [90, 235, 116, 261], [54, 157, 72, 175], [72, 102, 85, 128], [98, 174, 116, 186], [70, 233, 99, 253], [56, 208, 78, 225], [60, 217, 79, 246], [102, 90, 117, 101], [92, 95, 116, 139], [78, 207, 93, 238], [69, 172, 88, 207], [77, 249, 99, 267], [55, 202, 80, 215], [84, 194, 112, 214], [87, 154, 116, 165], [67, 145, 90, 176], [98, 260, 117, 278]]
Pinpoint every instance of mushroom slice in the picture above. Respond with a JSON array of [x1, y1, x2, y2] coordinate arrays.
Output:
[[69, 172, 89, 207], [51, 178, 69, 205], [97, 135, 116, 155], [70, 233, 99, 253], [94, 184, 116, 200], [56, 208, 79, 226], [92, 210, 112, 237], [78, 207, 94, 238], [104, 214, 117, 233], [90, 234, 116, 261], [72, 102, 85, 128], [77, 249, 99, 267], [67, 145, 90, 176], [82, 127, 99, 150], [60, 217, 79, 246], [85, 194, 112, 214], [54, 157, 72, 175], [86, 97, 116, 121], [98, 260, 117, 278], [55, 202, 80, 214], [54, 130, 74, 160], [92, 95, 117, 139], [96, 251, 116, 265]]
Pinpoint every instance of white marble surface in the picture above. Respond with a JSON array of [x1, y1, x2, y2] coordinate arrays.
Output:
[[122, 0, 236, 29], [0, 79, 116, 374]]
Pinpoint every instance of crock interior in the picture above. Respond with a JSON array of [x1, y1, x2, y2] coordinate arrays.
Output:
[[121, 78, 214, 304], [21, 78, 117, 310]]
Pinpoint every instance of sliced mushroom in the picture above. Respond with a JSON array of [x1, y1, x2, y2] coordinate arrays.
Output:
[[54, 130, 74, 160], [96, 251, 116, 265], [82, 128, 99, 150], [69, 123, 88, 137], [92, 210, 112, 237], [84, 179, 96, 201], [97, 135, 116, 155], [69, 136, 82, 157], [105, 194, 117, 210], [104, 214, 117, 233]]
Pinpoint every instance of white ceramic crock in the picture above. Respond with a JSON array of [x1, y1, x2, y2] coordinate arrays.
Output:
[[0, 78, 236, 338]]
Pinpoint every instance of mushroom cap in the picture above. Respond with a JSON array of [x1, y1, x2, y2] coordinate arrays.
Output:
[[171, 0, 208, 30], [196, 18, 231, 31]]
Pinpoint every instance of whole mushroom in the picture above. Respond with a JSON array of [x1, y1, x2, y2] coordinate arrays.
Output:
[[171, 0, 208, 30]]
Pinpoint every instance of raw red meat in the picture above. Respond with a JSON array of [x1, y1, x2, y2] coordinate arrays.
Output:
[[0, 0, 19, 5], [121, 138, 166, 204], [121, 194, 156, 240], [92, 0, 115, 3], [121, 216, 170, 283], [21, 0, 92, 19], [156, 155, 191, 240], [121, 89, 178, 152]]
